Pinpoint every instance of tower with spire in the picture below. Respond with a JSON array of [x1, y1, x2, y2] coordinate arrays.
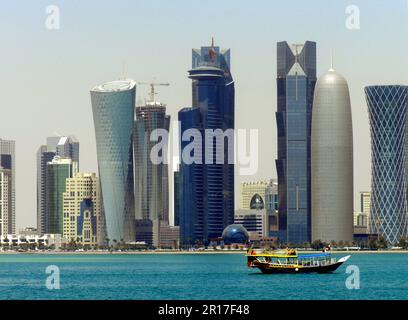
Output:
[[311, 63, 354, 242]]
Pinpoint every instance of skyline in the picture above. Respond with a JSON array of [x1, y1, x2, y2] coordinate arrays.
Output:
[[2, 0, 408, 229]]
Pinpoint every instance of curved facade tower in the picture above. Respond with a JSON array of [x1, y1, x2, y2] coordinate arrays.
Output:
[[90, 80, 136, 243], [365, 85, 408, 244], [311, 69, 353, 242]]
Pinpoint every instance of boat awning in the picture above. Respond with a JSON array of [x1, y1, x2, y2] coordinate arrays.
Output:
[[298, 253, 331, 259]]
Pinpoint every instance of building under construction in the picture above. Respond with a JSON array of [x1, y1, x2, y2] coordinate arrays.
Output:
[[133, 82, 171, 247]]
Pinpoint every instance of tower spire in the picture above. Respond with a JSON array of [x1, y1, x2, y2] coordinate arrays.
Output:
[[330, 50, 334, 71]]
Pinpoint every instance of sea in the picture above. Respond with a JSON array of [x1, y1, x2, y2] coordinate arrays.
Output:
[[0, 253, 407, 300]]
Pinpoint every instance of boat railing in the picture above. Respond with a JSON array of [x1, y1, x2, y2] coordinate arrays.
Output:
[[255, 255, 337, 267]]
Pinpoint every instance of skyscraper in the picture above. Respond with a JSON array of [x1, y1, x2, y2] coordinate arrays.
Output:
[[46, 156, 78, 234], [275, 41, 316, 244], [0, 166, 12, 236], [63, 172, 101, 246], [0, 139, 15, 234], [365, 85, 408, 244], [311, 68, 354, 242], [179, 40, 235, 245], [173, 168, 180, 227], [90, 79, 136, 243], [37, 136, 79, 235], [134, 96, 170, 247], [360, 191, 371, 232]]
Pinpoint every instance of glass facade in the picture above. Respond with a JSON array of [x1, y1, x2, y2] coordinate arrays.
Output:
[[45, 157, 77, 234], [173, 169, 180, 226], [222, 224, 249, 244], [365, 85, 408, 244], [77, 199, 98, 244], [37, 136, 79, 236], [179, 42, 235, 245], [63, 172, 101, 245], [250, 194, 264, 210], [91, 80, 136, 243], [275, 41, 316, 244], [134, 102, 170, 246]]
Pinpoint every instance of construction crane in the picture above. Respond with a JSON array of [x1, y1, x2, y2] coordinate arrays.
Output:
[[137, 81, 170, 102]]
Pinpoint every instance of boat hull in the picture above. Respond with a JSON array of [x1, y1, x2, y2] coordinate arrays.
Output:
[[256, 260, 346, 274]]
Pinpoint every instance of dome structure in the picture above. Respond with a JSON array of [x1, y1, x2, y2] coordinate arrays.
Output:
[[222, 224, 249, 244]]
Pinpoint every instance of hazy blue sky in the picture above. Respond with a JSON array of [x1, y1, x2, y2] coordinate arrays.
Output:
[[1, 0, 408, 229]]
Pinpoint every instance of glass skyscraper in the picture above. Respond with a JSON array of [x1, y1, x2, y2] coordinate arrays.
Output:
[[90, 80, 136, 243], [45, 156, 78, 234], [134, 100, 170, 246], [37, 136, 79, 236], [275, 41, 316, 244], [179, 41, 235, 245], [365, 85, 408, 244]]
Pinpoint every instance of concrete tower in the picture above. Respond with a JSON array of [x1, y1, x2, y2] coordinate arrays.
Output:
[[311, 68, 353, 242]]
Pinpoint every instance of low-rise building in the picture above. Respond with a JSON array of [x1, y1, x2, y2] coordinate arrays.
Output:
[[159, 222, 180, 249], [0, 233, 67, 248], [234, 209, 268, 239]]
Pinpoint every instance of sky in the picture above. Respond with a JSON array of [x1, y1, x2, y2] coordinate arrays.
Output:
[[1, 0, 408, 230]]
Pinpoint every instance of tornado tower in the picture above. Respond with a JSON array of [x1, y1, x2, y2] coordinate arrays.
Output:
[[365, 85, 408, 244], [311, 68, 354, 242]]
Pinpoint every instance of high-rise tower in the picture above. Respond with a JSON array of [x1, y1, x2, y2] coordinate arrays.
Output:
[[275, 41, 316, 244], [311, 68, 354, 242], [90, 79, 136, 243], [179, 40, 235, 245], [365, 85, 408, 244], [134, 86, 170, 247], [45, 156, 78, 234], [0, 166, 12, 236], [37, 136, 79, 235], [0, 139, 15, 234]]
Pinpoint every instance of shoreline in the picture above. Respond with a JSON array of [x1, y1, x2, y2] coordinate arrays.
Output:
[[0, 250, 407, 255]]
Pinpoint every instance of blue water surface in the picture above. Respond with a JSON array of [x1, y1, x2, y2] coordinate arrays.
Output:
[[0, 253, 406, 300]]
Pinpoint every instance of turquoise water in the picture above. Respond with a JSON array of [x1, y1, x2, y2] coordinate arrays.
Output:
[[0, 253, 407, 300]]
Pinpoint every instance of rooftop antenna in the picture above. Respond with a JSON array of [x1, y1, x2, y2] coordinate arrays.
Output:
[[330, 50, 334, 71], [209, 36, 217, 62]]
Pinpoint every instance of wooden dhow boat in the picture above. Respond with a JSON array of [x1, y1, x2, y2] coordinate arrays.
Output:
[[246, 249, 350, 274]]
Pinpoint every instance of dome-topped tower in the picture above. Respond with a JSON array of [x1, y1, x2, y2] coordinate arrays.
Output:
[[311, 68, 354, 242]]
